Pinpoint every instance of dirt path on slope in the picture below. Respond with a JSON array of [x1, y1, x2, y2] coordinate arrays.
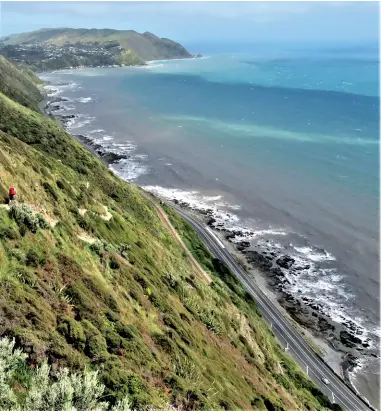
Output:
[[141, 191, 212, 285]]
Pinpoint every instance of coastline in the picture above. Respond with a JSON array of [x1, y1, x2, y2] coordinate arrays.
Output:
[[36, 55, 203, 75], [40, 76, 379, 409]]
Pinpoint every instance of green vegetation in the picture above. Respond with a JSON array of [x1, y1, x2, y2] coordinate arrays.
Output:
[[1, 28, 191, 60], [0, 56, 42, 110], [9, 203, 49, 234], [0, 336, 132, 410], [0, 56, 340, 409], [0, 28, 192, 71]]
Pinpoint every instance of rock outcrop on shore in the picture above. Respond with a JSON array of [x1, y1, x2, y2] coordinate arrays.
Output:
[[43, 97, 131, 168]]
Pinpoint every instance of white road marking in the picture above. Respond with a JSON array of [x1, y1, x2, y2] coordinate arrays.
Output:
[[205, 226, 225, 248]]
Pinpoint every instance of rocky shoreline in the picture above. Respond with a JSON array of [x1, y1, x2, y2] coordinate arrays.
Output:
[[43, 94, 131, 168]]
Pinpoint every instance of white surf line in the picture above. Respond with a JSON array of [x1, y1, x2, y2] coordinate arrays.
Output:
[[206, 226, 225, 249]]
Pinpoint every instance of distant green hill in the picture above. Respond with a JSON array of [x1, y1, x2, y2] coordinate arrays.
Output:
[[0, 56, 42, 110], [0, 56, 339, 410], [0, 28, 192, 71]]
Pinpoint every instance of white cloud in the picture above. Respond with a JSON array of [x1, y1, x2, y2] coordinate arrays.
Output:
[[2, 1, 317, 21], [1, 1, 378, 42]]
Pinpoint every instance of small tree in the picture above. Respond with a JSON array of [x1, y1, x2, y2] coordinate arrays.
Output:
[[9, 203, 49, 233], [0, 337, 133, 411]]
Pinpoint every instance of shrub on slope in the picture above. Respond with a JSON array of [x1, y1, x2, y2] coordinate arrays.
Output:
[[0, 336, 132, 410]]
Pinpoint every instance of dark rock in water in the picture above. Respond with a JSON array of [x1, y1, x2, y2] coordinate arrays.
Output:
[[294, 264, 311, 271], [285, 293, 296, 303], [198, 209, 209, 216], [48, 105, 61, 112], [225, 232, 236, 240], [318, 317, 335, 332], [57, 114, 75, 125], [340, 330, 362, 348], [269, 267, 283, 277], [345, 353, 359, 369], [267, 267, 286, 287], [276, 255, 295, 269], [244, 250, 272, 270], [237, 241, 250, 249], [206, 217, 216, 226], [49, 96, 68, 103], [100, 152, 127, 164], [73, 134, 128, 165]]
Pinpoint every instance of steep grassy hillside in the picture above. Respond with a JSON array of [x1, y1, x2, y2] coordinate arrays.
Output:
[[0, 58, 338, 410], [0, 28, 192, 71], [0, 56, 42, 110]]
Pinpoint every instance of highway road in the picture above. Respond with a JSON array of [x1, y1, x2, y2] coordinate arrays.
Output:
[[171, 204, 373, 411]]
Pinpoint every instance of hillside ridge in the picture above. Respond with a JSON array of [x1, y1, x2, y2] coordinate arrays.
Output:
[[0, 27, 193, 71]]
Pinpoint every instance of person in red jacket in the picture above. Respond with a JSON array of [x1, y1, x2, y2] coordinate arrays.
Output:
[[9, 186, 16, 202]]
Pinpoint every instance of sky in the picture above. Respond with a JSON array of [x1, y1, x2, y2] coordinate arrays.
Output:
[[0, 1, 379, 48]]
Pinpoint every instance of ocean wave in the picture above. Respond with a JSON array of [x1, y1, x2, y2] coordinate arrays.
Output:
[[143, 186, 241, 226], [51, 102, 75, 112], [77, 97, 93, 103], [110, 142, 137, 155], [144, 64, 164, 69], [66, 114, 95, 130], [44, 81, 79, 97], [134, 154, 149, 160], [81, 130, 149, 182], [293, 246, 336, 262], [44, 85, 62, 97], [110, 160, 149, 182], [64, 118, 76, 129], [146, 56, 201, 64]]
